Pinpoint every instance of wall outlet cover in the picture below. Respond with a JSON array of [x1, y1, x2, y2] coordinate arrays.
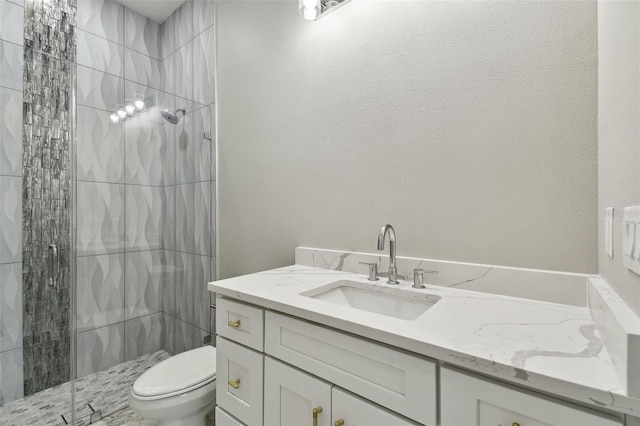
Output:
[[605, 207, 614, 258]]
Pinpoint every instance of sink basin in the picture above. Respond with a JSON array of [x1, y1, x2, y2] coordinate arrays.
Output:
[[302, 280, 440, 320]]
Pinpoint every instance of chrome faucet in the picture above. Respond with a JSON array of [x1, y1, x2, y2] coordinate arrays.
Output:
[[377, 224, 399, 284]]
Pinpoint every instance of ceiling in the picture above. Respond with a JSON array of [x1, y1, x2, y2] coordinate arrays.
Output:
[[115, 0, 187, 23]]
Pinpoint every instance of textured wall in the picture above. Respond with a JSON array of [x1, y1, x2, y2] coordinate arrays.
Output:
[[0, 0, 25, 406], [22, 0, 76, 396], [217, 1, 598, 279], [598, 0, 640, 316]]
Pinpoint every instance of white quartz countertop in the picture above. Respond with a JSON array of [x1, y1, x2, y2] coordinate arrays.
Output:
[[209, 265, 640, 417]]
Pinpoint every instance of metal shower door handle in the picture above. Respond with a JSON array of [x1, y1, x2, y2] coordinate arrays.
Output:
[[48, 244, 57, 287]]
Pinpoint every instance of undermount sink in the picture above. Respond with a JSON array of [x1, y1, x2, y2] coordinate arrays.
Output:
[[302, 280, 440, 320]]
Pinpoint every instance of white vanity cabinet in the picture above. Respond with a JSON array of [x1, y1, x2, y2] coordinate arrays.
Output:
[[440, 366, 624, 426], [215, 296, 626, 426], [264, 357, 420, 426]]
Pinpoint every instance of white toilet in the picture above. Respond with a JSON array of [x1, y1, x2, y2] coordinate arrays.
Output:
[[129, 345, 217, 426]]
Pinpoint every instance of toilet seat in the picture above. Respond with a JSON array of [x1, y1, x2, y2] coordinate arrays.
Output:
[[132, 346, 217, 401]]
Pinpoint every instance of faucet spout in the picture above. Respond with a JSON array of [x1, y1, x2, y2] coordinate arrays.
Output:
[[377, 224, 399, 284]]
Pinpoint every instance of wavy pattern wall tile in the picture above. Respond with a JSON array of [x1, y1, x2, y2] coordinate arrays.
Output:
[[124, 49, 161, 90], [192, 27, 215, 106], [162, 186, 177, 251], [175, 184, 195, 253], [77, 30, 124, 77], [160, 51, 176, 95], [173, 40, 193, 100], [0, 176, 22, 264], [77, 181, 125, 255], [77, 105, 124, 183], [0, 0, 24, 46], [193, 255, 212, 331], [0, 263, 22, 352], [192, 106, 212, 182], [175, 114, 195, 183], [174, 1, 193, 52], [162, 251, 181, 317], [124, 8, 159, 59], [193, 181, 212, 256], [125, 185, 164, 251], [174, 318, 197, 354], [124, 119, 166, 186], [162, 120, 177, 185], [161, 313, 176, 355], [0, 40, 23, 90], [76, 253, 125, 332], [124, 313, 162, 361], [124, 250, 163, 320], [0, 87, 22, 176], [76, 323, 124, 378], [77, 65, 124, 110], [176, 252, 195, 324], [0, 348, 23, 405], [193, 0, 214, 37], [77, 0, 123, 44]]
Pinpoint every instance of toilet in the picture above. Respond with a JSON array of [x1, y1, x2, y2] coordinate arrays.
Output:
[[129, 345, 217, 426]]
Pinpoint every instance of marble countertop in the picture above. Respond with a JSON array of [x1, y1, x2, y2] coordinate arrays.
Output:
[[209, 265, 640, 417]]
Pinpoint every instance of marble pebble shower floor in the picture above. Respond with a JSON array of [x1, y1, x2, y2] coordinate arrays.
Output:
[[0, 0, 216, 422], [0, 351, 169, 425]]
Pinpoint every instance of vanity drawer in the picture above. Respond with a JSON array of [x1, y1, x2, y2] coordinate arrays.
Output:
[[441, 366, 623, 426], [216, 297, 264, 351], [215, 407, 246, 426], [216, 337, 264, 426], [264, 311, 437, 425]]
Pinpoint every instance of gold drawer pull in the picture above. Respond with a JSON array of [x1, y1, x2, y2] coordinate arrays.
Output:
[[228, 319, 241, 328], [227, 378, 241, 389], [312, 406, 323, 426], [334, 419, 345, 426]]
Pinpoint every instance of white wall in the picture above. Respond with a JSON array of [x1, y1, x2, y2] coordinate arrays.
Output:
[[217, 0, 598, 279], [598, 0, 640, 316]]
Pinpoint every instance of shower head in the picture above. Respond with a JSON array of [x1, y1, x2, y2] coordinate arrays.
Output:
[[161, 108, 186, 125]]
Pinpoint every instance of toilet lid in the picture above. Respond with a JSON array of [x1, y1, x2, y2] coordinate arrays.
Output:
[[133, 346, 217, 397]]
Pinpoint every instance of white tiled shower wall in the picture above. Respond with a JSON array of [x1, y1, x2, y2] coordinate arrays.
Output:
[[74, 0, 216, 379], [0, 0, 25, 406]]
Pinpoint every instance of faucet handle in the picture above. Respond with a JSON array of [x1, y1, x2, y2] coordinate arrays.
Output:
[[359, 262, 379, 281], [412, 268, 437, 289]]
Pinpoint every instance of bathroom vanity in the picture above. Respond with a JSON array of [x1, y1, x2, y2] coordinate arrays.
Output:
[[209, 256, 640, 426]]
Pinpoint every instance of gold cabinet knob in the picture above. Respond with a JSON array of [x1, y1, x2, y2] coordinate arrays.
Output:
[[227, 378, 241, 389], [312, 406, 323, 426], [228, 319, 241, 328], [334, 419, 345, 426]]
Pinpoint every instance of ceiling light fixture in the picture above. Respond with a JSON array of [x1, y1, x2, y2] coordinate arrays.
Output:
[[299, 0, 350, 21]]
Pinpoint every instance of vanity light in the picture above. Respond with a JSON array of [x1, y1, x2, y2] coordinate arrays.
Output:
[[134, 99, 145, 111], [109, 113, 119, 123], [299, 0, 350, 21], [117, 109, 127, 120], [125, 104, 136, 116]]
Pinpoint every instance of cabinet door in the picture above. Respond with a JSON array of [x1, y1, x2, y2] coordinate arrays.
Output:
[[332, 387, 420, 426], [264, 357, 332, 426], [441, 366, 623, 426]]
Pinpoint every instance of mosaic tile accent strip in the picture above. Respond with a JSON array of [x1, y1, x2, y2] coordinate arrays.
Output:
[[0, 350, 170, 425], [22, 0, 76, 396]]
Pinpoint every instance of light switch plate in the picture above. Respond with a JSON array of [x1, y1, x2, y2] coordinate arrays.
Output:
[[605, 207, 614, 258], [623, 206, 640, 276]]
